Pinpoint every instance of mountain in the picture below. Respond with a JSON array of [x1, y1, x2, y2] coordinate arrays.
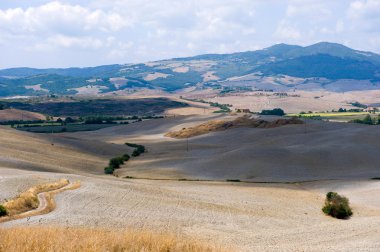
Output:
[[1, 42, 380, 97]]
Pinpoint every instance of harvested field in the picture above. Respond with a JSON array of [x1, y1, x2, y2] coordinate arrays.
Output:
[[0, 109, 45, 122], [1, 169, 379, 251], [1, 111, 380, 251]]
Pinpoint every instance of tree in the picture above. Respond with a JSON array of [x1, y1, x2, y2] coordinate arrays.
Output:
[[122, 154, 130, 162], [260, 108, 285, 116], [109, 157, 124, 169], [104, 167, 114, 174], [0, 205, 7, 217], [362, 115, 373, 125], [64, 117, 75, 123], [322, 192, 352, 219]]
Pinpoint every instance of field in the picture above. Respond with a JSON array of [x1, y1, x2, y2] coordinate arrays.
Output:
[[0, 108, 46, 122], [287, 111, 379, 122], [0, 227, 220, 252], [16, 123, 116, 133], [1, 101, 380, 251], [0, 97, 188, 117]]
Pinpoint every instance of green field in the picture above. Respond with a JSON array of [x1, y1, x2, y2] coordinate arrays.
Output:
[[16, 123, 116, 133], [287, 112, 379, 122]]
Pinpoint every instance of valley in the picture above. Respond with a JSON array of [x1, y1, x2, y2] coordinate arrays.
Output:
[[1, 42, 380, 251]]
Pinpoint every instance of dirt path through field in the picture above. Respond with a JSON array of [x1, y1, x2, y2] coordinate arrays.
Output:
[[0, 181, 79, 223]]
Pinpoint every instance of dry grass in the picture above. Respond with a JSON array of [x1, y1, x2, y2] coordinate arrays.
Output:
[[2, 179, 69, 216], [0, 108, 46, 122], [165, 116, 303, 138], [0, 180, 80, 223], [0, 227, 222, 252]]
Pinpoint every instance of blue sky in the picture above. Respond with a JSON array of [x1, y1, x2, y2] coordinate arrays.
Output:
[[0, 0, 379, 68]]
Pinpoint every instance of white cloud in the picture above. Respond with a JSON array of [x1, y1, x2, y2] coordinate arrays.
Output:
[[347, 0, 380, 32], [274, 20, 301, 40], [0, 1, 131, 36], [0, 0, 379, 68]]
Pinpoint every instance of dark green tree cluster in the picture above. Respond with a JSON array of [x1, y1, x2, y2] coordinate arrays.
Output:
[[104, 154, 130, 174], [104, 143, 146, 175], [0, 205, 7, 217], [322, 192, 352, 219], [350, 115, 379, 125], [126, 143, 146, 157], [260, 108, 285, 116]]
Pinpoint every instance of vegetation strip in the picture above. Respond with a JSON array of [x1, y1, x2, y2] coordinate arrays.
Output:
[[124, 176, 338, 185], [104, 143, 146, 174], [0, 227, 222, 252], [165, 116, 303, 139], [0, 179, 81, 223]]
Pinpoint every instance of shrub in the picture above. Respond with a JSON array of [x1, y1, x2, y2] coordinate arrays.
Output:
[[104, 167, 114, 174], [322, 192, 353, 219], [126, 143, 146, 157], [260, 108, 285, 116], [0, 205, 7, 217], [122, 154, 130, 162], [350, 115, 374, 125], [132, 149, 141, 157], [109, 157, 124, 169]]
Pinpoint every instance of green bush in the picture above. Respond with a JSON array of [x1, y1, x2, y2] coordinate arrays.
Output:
[[350, 115, 374, 125], [322, 192, 353, 219], [109, 157, 124, 169], [126, 143, 146, 157], [260, 108, 285, 116], [0, 205, 8, 217], [132, 149, 141, 157], [122, 154, 130, 162], [104, 166, 114, 174]]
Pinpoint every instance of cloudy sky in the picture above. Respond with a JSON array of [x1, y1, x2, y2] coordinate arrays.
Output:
[[0, 0, 379, 68]]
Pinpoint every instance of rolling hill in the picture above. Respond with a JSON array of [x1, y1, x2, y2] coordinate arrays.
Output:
[[1, 42, 380, 97]]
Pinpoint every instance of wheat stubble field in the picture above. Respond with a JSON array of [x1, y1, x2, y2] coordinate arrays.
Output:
[[1, 113, 380, 251]]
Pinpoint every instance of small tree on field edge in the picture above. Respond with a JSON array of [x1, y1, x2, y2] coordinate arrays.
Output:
[[322, 192, 353, 219]]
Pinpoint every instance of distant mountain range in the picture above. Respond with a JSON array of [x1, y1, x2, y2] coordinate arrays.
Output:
[[1, 42, 380, 97]]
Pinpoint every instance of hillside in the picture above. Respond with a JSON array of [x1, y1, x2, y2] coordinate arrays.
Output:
[[0, 109, 46, 122], [1, 42, 380, 97]]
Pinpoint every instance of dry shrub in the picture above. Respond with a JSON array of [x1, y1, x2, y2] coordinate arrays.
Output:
[[0, 227, 222, 252], [322, 192, 353, 219], [2, 179, 69, 216], [166, 116, 303, 139]]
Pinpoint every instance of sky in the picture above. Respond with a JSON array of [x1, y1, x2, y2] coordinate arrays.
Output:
[[0, 0, 379, 68]]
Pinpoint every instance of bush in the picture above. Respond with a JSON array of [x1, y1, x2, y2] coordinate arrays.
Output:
[[122, 154, 130, 162], [322, 192, 353, 219], [0, 205, 8, 217], [104, 167, 114, 174], [126, 143, 146, 157], [132, 149, 141, 157], [109, 157, 124, 169], [260, 108, 285, 116], [350, 115, 374, 125]]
